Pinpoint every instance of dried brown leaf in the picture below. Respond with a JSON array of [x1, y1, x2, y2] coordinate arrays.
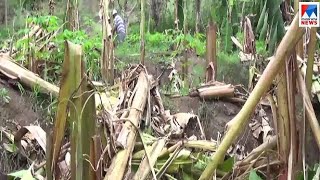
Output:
[[243, 16, 256, 54], [205, 62, 216, 83], [14, 126, 46, 153], [169, 113, 198, 135]]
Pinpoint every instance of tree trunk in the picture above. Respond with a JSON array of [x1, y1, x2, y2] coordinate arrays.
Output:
[[124, 0, 128, 13], [101, 0, 113, 84], [5, 0, 7, 28], [65, 0, 79, 31], [151, 0, 165, 29], [304, 27, 320, 165], [174, 0, 179, 30], [49, 0, 55, 15], [124, 0, 128, 32], [140, 0, 146, 64], [195, 0, 200, 33], [173, 0, 179, 51], [206, 21, 217, 81], [306, 28, 317, 94], [147, 0, 151, 33], [182, 0, 188, 82], [108, 0, 114, 85], [108, 39, 114, 85]]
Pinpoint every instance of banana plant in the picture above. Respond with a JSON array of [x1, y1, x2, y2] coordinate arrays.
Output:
[[255, 0, 285, 54]]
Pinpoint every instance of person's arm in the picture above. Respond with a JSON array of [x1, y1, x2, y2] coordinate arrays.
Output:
[[112, 26, 116, 36]]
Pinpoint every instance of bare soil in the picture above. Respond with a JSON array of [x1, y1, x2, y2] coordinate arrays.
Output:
[[164, 96, 264, 154], [0, 79, 44, 130], [144, 55, 260, 153], [0, 78, 47, 173]]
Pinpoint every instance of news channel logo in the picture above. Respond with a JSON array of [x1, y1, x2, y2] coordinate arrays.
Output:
[[299, 2, 320, 27]]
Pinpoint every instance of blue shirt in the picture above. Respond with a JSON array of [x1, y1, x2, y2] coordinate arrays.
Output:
[[114, 15, 126, 34]]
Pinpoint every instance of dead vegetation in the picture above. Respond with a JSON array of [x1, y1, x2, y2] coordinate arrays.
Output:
[[1, 1, 320, 180], [0, 45, 270, 179]]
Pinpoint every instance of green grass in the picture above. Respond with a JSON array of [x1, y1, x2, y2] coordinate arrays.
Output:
[[0, 27, 11, 40], [217, 51, 248, 86], [0, 88, 11, 104], [115, 24, 206, 65]]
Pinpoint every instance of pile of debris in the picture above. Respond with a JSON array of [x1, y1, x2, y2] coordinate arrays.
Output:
[[0, 52, 277, 179]]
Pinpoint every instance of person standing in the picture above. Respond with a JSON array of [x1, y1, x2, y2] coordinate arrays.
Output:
[[112, 9, 126, 44]]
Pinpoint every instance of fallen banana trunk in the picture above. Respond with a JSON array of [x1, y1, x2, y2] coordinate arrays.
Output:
[[105, 71, 149, 180], [0, 54, 59, 96], [180, 140, 217, 151], [190, 83, 235, 99], [134, 138, 167, 180]]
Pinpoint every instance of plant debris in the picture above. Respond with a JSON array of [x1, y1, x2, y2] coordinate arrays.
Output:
[[0, 57, 271, 179]]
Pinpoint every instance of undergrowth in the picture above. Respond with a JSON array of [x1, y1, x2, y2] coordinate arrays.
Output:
[[0, 88, 10, 104], [1, 15, 210, 121], [116, 25, 206, 60], [2, 15, 249, 123]]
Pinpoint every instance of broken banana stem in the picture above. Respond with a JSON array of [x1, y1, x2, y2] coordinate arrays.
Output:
[[104, 71, 149, 180], [199, 14, 303, 180], [0, 54, 59, 96]]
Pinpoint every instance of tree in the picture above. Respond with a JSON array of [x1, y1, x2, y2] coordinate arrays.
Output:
[[195, 0, 200, 33], [140, 0, 146, 64]]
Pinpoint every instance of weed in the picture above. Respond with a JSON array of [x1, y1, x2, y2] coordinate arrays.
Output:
[[189, 64, 205, 87], [0, 88, 11, 104], [13, 15, 103, 82], [162, 96, 177, 113], [116, 27, 206, 68], [17, 82, 26, 96], [235, 31, 244, 44], [217, 51, 248, 86], [256, 40, 268, 57]]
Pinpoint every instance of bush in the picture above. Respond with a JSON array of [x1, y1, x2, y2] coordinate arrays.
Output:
[[217, 51, 248, 86]]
